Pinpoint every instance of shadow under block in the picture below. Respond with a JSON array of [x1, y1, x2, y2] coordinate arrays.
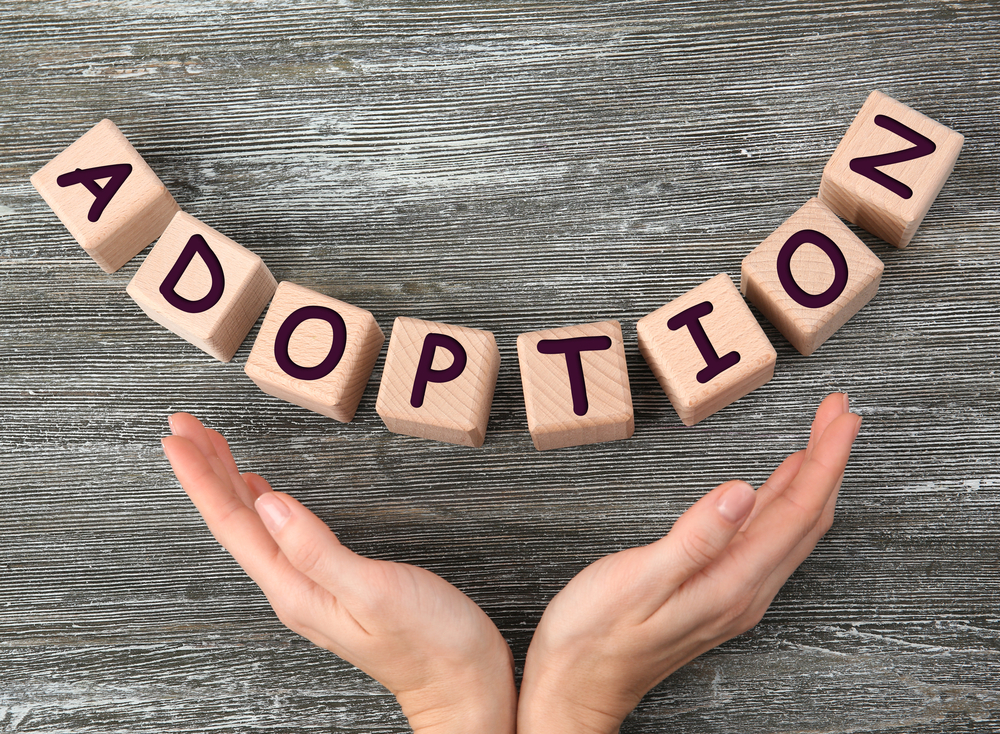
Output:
[[517, 321, 634, 451], [244, 281, 385, 422], [741, 198, 884, 356], [375, 317, 500, 447], [637, 273, 776, 427], [30, 119, 179, 273], [818, 90, 964, 248], [126, 210, 277, 362]]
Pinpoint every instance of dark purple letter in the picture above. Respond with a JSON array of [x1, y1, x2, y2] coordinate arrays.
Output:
[[274, 306, 348, 381], [56, 163, 133, 222], [848, 114, 936, 199], [667, 302, 740, 384], [158, 234, 225, 314], [776, 229, 850, 309], [410, 333, 468, 408], [536, 335, 613, 416]]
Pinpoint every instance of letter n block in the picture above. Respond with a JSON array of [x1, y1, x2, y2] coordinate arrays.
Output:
[[126, 211, 277, 362], [516, 321, 634, 451], [637, 273, 776, 426], [741, 198, 884, 356], [375, 317, 500, 447], [30, 119, 179, 273], [819, 90, 964, 248], [244, 281, 385, 422]]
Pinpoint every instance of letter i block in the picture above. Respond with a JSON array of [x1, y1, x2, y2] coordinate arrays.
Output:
[[741, 198, 884, 356], [637, 274, 776, 426], [30, 119, 180, 273], [517, 321, 634, 451], [244, 281, 385, 422], [819, 90, 964, 248], [376, 317, 500, 447], [126, 211, 277, 362]]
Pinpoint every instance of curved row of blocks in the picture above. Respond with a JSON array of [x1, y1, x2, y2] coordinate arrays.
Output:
[[31, 91, 962, 449]]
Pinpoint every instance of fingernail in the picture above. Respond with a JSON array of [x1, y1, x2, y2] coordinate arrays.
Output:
[[842, 392, 850, 413], [256, 493, 290, 533], [167, 414, 178, 435], [716, 481, 756, 524], [852, 414, 863, 438]]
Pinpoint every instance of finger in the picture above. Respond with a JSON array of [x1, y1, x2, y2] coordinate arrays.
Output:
[[168, 412, 234, 493], [632, 480, 757, 614], [204, 427, 259, 509], [243, 472, 274, 501], [805, 392, 851, 460]]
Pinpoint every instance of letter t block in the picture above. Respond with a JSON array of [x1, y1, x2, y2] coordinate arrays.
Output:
[[637, 274, 776, 426], [376, 317, 500, 447], [517, 320, 634, 450]]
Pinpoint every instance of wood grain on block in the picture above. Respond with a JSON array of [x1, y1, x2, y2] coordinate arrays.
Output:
[[376, 317, 500, 447], [637, 273, 776, 426], [818, 90, 964, 248], [244, 282, 385, 422], [126, 210, 276, 362], [517, 320, 634, 451], [30, 119, 179, 273], [741, 197, 884, 356]]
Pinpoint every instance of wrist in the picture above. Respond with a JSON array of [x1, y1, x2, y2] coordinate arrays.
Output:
[[397, 659, 517, 734]]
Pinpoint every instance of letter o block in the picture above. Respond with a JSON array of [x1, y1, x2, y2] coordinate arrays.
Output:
[[819, 90, 964, 248], [517, 321, 634, 451], [741, 198, 884, 356], [30, 119, 180, 273], [376, 317, 500, 447], [126, 211, 276, 362], [637, 274, 776, 426], [244, 282, 385, 422]]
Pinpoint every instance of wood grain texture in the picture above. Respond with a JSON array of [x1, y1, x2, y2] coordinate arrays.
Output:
[[2, 1, 999, 732]]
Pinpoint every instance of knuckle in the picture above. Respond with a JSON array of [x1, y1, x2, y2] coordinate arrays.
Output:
[[287, 536, 326, 578], [678, 529, 719, 569]]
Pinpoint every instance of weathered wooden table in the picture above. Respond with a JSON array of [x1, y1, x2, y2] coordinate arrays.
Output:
[[2, 3, 998, 732]]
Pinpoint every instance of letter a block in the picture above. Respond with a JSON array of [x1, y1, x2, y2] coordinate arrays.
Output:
[[376, 317, 500, 447], [819, 90, 964, 248], [637, 274, 776, 426], [30, 119, 180, 273], [741, 198, 884, 356], [244, 281, 385, 422], [517, 321, 634, 451], [126, 210, 276, 362]]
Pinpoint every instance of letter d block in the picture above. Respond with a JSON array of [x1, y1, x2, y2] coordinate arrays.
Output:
[[31, 119, 180, 273], [517, 321, 634, 451], [637, 274, 776, 426], [376, 317, 500, 447], [742, 198, 884, 356], [127, 211, 276, 362], [819, 90, 963, 248], [244, 282, 385, 422]]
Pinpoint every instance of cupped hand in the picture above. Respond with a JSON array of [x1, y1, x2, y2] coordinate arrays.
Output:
[[161, 414, 516, 734], [517, 392, 862, 734]]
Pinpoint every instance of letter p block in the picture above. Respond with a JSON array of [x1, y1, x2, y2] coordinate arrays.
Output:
[[376, 317, 500, 447]]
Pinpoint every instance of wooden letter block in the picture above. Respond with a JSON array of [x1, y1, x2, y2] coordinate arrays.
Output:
[[244, 282, 385, 422], [30, 119, 179, 273], [636, 273, 776, 426], [516, 320, 634, 451], [741, 197, 884, 356], [375, 317, 500, 447], [126, 210, 276, 362], [819, 90, 964, 248]]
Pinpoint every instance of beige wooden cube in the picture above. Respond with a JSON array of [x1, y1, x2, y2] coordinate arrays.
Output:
[[244, 281, 384, 422], [741, 198, 884, 356], [517, 320, 634, 450], [819, 90, 964, 248], [126, 210, 276, 362], [637, 273, 776, 426], [30, 119, 179, 273], [376, 317, 500, 447]]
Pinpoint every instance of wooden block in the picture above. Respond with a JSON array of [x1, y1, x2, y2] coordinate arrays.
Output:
[[126, 210, 276, 362], [741, 197, 884, 356], [244, 281, 385, 422], [819, 90, 964, 248], [516, 320, 634, 451], [30, 119, 179, 273], [375, 317, 500, 447], [636, 273, 776, 426]]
